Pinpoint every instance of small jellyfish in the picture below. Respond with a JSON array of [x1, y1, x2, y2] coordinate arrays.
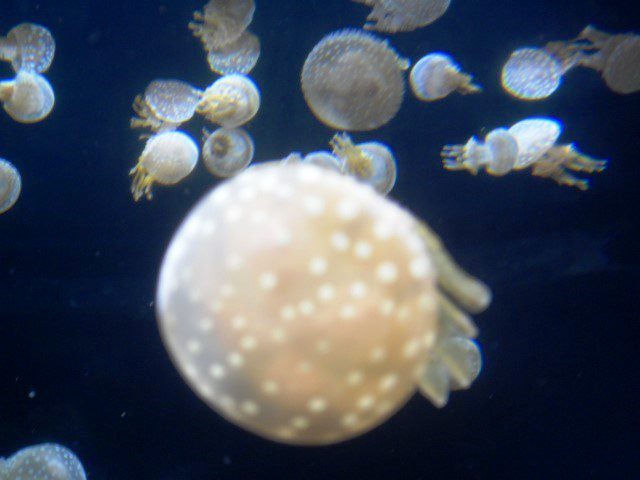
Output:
[[301, 29, 408, 131], [206, 30, 260, 75], [303, 151, 344, 174], [0, 23, 55, 73], [441, 128, 518, 177], [0, 158, 21, 214], [508, 117, 561, 169], [410, 53, 481, 102], [131, 79, 202, 133], [353, 0, 451, 33], [129, 130, 199, 201], [156, 161, 491, 445], [0, 70, 55, 123], [1, 443, 86, 480], [190, 0, 255, 50], [202, 127, 255, 178], [196, 74, 260, 128], [501, 47, 564, 100], [330, 132, 397, 195]]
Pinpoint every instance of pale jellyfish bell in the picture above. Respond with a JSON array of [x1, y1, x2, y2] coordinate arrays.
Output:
[[301, 29, 408, 131], [501, 47, 564, 100], [0, 23, 55, 73], [156, 161, 491, 445], [508, 117, 562, 169], [129, 130, 199, 201], [303, 151, 344, 174], [441, 129, 518, 177], [189, 0, 256, 50], [197, 74, 260, 128], [353, 0, 451, 33], [206, 30, 260, 75], [410, 53, 481, 102], [0, 158, 21, 215], [0, 70, 55, 123], [0, 443, 86, 480], [202, 127, 255, 178]]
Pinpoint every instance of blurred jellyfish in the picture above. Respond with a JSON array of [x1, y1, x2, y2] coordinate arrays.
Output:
[[441, 128, 518, 177], [353, 0, 451, 33], [330, 132, 397, 195], [189, 0, 255, 50], [501, 47, 565, 100], [206, 30, 260, 75], [129, 131, 199, 201], [131, 79, 202, 133], [0, 23, 55, 73], [202, 127, 255, 178], [0, 70, 55, 123], [410, 53, 481, 102], [156, 161, 491, 445], [303, 151, 344, 174], [0, 158, 21, 214], [301, 29, 408, 131], [508, 117, 561, 169], [197, 74, 260, 128], [0, 443, 86, 480]]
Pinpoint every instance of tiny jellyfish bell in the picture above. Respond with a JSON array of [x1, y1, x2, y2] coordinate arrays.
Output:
[[0, 443, 86, 480], [353, 0, 451, 33], [0, 158, 21, 215], [301, 29, 408, 131], [0, 70, 55, 123], [189, 0, 255, 50], [129, 130, 199, 201], [202, 127, 255, 178], [0, 23, 55, 73], [156, 161, 491, 445], [501, 47, 563, 100], [410, 53, 481, 102], [196, 74, 260, 128]]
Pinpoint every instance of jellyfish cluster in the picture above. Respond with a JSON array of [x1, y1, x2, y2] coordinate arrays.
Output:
[[0, 443, 86, 480]]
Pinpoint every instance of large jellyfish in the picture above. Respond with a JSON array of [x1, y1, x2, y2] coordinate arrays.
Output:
[[156, 161, 491, 445], [0, 443, 86, 480], [0, 70, 55, 123], [0, 158, 21, 214], [353, 0, 451, 33], [0, 23, 55, 73]]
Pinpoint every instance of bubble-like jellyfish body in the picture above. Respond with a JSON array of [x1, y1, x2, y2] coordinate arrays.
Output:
[[0, 23, 55, 73], [129, 131, 199, 201], [501, 48, 564, 100], [508, 117, 561, 169], [353, 0, 451, 33], [189, 0, 255, 50], [0, 443, 86, 480], [0, 158, 21, 214], [303, 151, 344, 174], [441, 129, 517, 177], [410, 53, 481, 102], [197, 74, 260, 128], [202, 127, 254, 178], [206, 30, 260, 75], [330, 132, 397, 195], [301, 29, 408, 131], [0, 71, 55, 123], [156, 161, 491, 445]]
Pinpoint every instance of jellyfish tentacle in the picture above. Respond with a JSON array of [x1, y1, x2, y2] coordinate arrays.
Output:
[[129, 164, 155, 201], [330, 132, 374, 178], [531, 144, 607, 190], [449, 68, 482, 95]]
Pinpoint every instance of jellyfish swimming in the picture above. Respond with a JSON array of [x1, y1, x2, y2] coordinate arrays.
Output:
[[202, 127, 255, 178], [0, 158, 21, 214], [131, 79, 202, 133], [353, 0, 451, 33], [301, 29, 408, 131], [501, 47, 566, 100], [330, 132, 397, 195], [508, 117, 562, 169], [0, 23, 55, 73], [0, 443, 86, 480], [156, 161, 491, 445], [410, 53, 481, 102], [129, 130, 199, 201], [0, 70, 55, 123], [189, 0, 256, 50], [196, 74, 260, 128], [205, 30, 261, 75]]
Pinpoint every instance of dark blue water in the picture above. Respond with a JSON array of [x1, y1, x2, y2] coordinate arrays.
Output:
[[1, 0, 638, 478]]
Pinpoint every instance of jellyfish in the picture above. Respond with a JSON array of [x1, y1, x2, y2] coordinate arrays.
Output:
[[301, 29, 408, 131], [410, 53, 481, 102], [508, 117, 562, 169], [0, 70, 55, 123], [129, 130, 199, 201], [190, 0, 255, 50], [196, 74, 260, 128], [303, 151, 344, 174], [202, 127, 255, 178], [156, 161, 491, 445], [353, 0, 451, 33], [441, 128, 518, 177], [205, 30, 260, 75], [0, 158, 21, 214], [0, 23, 55, 73], [501, 47, 566, 100], [131, 79, 202, 133], [0, 443, 86, 480], [330, 132, 397, 195]]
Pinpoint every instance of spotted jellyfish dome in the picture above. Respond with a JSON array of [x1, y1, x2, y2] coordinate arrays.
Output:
[[508, 117, 561, 169], [144, 79, 202, 125], [0, 158, 21, 214], [5, 23, 56, 73], [354, 0, 451, 33], [301, 29, 407, 131], [156, 161, 439, 445], [501, 47, 563, 100], [1, 443, 86, 480]]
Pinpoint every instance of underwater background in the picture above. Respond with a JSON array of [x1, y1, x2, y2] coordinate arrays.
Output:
[[0, 0, 638, 478]]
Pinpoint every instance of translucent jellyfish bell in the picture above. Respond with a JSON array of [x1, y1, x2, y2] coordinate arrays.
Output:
[[190, 0, 255, 50], [0, 23, 55, 73], [197, 74, 260, 128], [0, 70, 55, 123], [508, 117, 562, 169], [156, 161, 491, 445], [202, 127, 255, 178], [0, 158, 21, 214], [441, 128, 518, 177], [301, 29, 408, 131], [206, 30, 260, 75], [1, 443, 86, 480], [410, 53, 481, 102], [303, 151, 344, 174], [129, 131, 199, 201], [353, 0, 451, 33], [501, 47, 563, 100], [484, 129, 518, 176]]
